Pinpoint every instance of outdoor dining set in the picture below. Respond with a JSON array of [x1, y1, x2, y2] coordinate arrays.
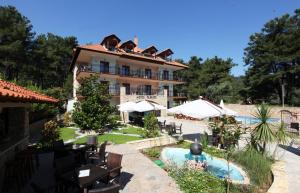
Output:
[[158, 120, 182, 135], [3, 137, 123, 193]]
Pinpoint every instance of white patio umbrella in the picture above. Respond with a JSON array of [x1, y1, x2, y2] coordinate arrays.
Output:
[[167, 98, 224, 119], [219, 99, 237, 116], [118, 101, 136, 112], [134, 100, 166, 112]]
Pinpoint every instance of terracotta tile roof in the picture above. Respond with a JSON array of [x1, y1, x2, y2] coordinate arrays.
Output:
[[71, 44, 188, 70], [0, 80, 59, 103]]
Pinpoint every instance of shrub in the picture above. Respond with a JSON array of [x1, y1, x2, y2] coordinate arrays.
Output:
[[143, 148, 160, 158], [232, 148, 273, 186], [168, 166, 226, 193], [143, 112, 160, 138], [63, 112, 72, 126], [42, 120, 59, 144], [200, 132, 209, 148]]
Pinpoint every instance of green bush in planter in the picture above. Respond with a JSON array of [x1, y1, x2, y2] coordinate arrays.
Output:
[[143, 112, 160, 138]]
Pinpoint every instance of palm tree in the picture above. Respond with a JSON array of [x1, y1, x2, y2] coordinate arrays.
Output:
[[252, 103, 276, 154]]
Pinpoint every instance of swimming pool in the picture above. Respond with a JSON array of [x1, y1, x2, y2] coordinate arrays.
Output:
[[235, 115, 280, 125], [161, 147, 247, 183]]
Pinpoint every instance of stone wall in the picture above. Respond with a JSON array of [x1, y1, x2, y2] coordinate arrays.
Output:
[[127, 135, 177, 149], [0, 105, 29, 191], [226, 104, 300, 118]]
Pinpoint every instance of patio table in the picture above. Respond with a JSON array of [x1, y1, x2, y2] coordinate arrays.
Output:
[[77, 164, 109, 193]]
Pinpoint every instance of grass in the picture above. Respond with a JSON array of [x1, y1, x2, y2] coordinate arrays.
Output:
[[113, 125, 143, 135], [59, 127, 78, 141], [74, 134, 142, 144], [232, 149, 273, 187]]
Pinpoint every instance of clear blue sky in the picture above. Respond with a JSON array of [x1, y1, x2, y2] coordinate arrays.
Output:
[[2, 0, 300, 76]]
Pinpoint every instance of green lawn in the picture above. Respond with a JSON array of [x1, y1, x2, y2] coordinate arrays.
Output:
[[113, 125, 143, 135], [74, 134, 142, 144], [59, 127, 78, 141]]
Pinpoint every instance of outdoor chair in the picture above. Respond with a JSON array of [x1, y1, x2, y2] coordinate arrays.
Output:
[[53, 140, 70, 159], [175, 123, 183, 134], [98, 152, 123, 184], [88, 183, 120, 193], [87, 141, 108, 164], [158, 121, 166, 132]]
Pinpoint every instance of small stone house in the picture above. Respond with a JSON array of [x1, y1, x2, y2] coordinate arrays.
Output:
[[0, 79, 58, 190]]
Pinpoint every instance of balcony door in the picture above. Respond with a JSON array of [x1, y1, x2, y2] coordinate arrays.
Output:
[[122, 83, 130, 95], [100, 61, 109, 73], [145, 85, 152, 95], [145, 69, 152, 79], [121, 65, 130, 76], [163, 70, 169, 80], [163, 85, 170, 96]]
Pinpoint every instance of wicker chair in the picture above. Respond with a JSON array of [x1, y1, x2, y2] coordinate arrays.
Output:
[[87, 141, 108, 164], [98, 153, 123, 184]]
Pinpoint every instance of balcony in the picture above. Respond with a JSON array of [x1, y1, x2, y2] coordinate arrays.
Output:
[[125, 87, 164, 96], [76, 64, 185, 84]]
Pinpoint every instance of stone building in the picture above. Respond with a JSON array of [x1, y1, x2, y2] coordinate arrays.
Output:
[[0, 79, 58, 190]]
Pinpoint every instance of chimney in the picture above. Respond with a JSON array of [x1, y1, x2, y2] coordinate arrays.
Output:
[[133, 35, 138, 49]]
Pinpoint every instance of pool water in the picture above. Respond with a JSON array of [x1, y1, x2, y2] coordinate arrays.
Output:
[[235, 115, 280, 125], [161, 147, 245, 182]]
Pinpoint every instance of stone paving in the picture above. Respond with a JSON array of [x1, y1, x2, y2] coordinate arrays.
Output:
[[107, 144, 182, 193]]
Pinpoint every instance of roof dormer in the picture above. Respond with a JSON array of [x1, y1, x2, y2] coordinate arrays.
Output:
[[100, 34, 121, 51], [157, 48, 173, 60], [141, 46, 158, 56], [119, 40, 136, 52]]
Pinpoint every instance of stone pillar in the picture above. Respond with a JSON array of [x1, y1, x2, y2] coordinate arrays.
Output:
[[120, 87, 130, 123], [160, 89, 168, 117], [73, 65, 79, 99]]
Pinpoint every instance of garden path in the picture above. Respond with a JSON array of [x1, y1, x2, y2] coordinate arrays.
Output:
[[107, 144, 182, 193]]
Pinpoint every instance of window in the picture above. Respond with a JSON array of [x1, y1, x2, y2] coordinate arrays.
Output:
[[163, 70, 169, 80], [100, 61, 109, 73], [121, 66, 130, 76], [145, 69, 152, 79], [122, 83, 130, 95], [145, 85, 152, 95]]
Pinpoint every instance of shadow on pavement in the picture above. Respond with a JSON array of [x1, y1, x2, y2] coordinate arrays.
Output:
[[279, 144, 300, 156]]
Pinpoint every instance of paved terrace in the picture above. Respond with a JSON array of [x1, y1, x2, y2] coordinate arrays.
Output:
[[107, 144, 181, 193], [19, 144, 181, 193]]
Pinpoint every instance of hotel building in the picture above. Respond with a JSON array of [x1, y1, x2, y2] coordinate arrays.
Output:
[[69, 34, 187, 119]]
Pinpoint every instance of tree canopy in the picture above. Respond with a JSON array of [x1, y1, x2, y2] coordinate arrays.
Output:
[[0, 5, 77, 91], [175, 56, 241, 103], [243, 9, 300, 105], [72, 76, 118, 132]]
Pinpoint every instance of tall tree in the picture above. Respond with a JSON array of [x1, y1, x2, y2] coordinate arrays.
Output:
[[72, 76, 117, 133], [176, 56, 237, 103], [30, 33, 77, 88], [0, 6, 34, 80], [243, 9, 300, 105]]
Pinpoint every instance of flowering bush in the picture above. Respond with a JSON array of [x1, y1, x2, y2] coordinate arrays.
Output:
[[41, 120, 59, 144]]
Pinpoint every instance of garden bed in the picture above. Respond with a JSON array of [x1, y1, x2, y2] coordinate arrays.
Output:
[[141, 141, 273, 193]]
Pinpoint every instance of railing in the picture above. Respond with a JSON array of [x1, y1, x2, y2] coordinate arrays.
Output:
[[127, 87, 164, 96], [77, 64, 184, 82], [172, 92, 187, 98]]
